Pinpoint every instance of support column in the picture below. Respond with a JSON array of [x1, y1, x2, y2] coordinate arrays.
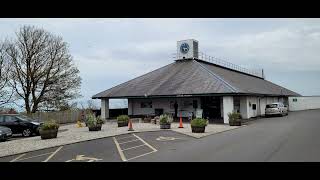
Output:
[[128, 99, 133, 115], [223, 96, 234, 124], [240, 96, 249, 119], [101, 98, 109, 120]]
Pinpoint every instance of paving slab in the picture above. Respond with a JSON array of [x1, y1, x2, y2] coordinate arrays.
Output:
[[170, 123, 245, 138]]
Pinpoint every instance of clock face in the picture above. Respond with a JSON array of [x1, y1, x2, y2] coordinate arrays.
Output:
[[180, 43, 189, 54]]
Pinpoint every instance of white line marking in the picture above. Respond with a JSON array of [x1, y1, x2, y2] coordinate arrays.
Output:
[[116, 135, 134, 140], [122, 144, 146, 151], [132, 134, 157, 152], [17, 152, 54, 161], [126, 151, 156, 161], [118, 139, 139, 144], [113, 137, 127, 161], [10, 154, 26, 162], [42, 146, 63, 162]]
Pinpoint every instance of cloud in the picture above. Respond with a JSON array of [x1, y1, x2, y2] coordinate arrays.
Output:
[[1, 18, 320, 110]]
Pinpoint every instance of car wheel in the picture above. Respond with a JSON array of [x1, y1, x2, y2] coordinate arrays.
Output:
[[22, 129, 32, 137]]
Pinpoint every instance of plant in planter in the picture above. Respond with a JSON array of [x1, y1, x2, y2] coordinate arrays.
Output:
[[228, 112, 242, 126], [159, 114, 173, 129], [39, 120, 60, 139], [86, 113, 105, 131], [190, 118, 208, 133], [117, 115, 129, 127], [143, 115, 152, 123]]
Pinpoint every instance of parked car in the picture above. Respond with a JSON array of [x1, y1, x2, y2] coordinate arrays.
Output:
[[0, 114, 42, 137], [265, 102, 288, 117], [0, 125, 12, 141]]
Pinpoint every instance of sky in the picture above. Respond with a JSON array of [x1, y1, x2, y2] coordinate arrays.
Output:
[[0, 18, 320, 109]]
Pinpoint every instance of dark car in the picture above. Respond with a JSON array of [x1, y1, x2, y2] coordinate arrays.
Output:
[[0, 114, 42, 137], [0, 125, 12, 141]]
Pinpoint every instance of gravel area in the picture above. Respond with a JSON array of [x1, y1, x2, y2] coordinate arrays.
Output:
[[0, 121, 243, 157]]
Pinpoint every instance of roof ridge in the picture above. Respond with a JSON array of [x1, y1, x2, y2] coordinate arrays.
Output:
[[193, 60, 238, 93]]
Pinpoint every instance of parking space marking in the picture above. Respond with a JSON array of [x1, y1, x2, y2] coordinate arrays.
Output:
[[113, 133, 157, 161], [116, 135, 136, 140], [10, 154, 26, 162], [126, 151, 156, 161], [133, 134, 157, 152], [156, 136, 181, 141], [66, 155, 102, 162], [43, 146, 63, 162], [118, 139, 140, 145], [17, 152, 54, 161], [113, 137, 128, 161], [122, 144, 146, 151]]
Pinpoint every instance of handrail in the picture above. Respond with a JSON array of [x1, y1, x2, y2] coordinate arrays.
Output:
[[173, 51, 264, 79]]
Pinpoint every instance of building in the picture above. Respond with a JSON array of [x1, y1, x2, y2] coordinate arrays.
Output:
[[92, 39, 300, 124]]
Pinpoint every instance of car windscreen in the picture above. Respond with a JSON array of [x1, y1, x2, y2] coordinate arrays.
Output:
[[266, 104, 278, 108], [16, 115, 35, 122]]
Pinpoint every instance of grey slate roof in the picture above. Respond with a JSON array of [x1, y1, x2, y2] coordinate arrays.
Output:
[[92, 59, 300, 99]]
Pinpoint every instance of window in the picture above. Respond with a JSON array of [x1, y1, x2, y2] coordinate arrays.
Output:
[[266, 104, 278, 108], [4, 116, 16, 122], [141, 101, 152, 108], [252, 104, 256, 110], [293, 98, 297, 102], [170, 101, 174, 109], [193, 100, 198, 109], [0, 116, 4, 123]]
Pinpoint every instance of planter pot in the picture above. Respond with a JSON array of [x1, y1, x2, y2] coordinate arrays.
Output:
[[160, 124, 171, 129], [191, 126, 205, 133], [88, 125, 102, 131], [39, 129, 58, 139], [229, 121, 241, 126], [118, 121, 128, 127]]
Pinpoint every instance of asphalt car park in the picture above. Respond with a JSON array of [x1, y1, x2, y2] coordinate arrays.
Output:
[[0, 130, 193, 162]]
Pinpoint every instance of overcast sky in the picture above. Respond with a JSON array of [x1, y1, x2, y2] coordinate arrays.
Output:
[[1, 18, 319, 109]]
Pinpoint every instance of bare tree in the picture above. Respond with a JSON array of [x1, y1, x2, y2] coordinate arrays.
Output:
[[86, 99, 97, 110], [0, 43, 14, 107], [0, 25, 81, 113]]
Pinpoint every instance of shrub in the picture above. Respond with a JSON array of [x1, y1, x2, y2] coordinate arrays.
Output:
[[191, 118, 208, 127], [86, 113, 104, 127], [40, 119, 59, 131], [228, 112, 242, 122], [159, 114, 173, 125], [117, 115, 129, 123]]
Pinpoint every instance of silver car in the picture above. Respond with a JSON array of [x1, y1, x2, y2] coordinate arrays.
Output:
[[265, 102, 288, 117]]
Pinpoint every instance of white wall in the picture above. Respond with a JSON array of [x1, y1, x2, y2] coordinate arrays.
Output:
[[101, 98, 109, 120], [223, 96, 234, 124], [238, 96, 281, 118], [289, 96, 320, 111], [129, 97, 201, 117]]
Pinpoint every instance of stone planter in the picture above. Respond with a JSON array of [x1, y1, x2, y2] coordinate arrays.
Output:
[[39, 129, 58, 139], [118, 121, 128, 127], [160, 123, 171, 129], [191, 126, 205, 133], [229, 120, 241, 126], [88, 125, 102, 131]]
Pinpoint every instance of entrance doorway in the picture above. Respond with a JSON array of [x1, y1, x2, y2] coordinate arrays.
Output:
[[200, 96, 222, 123]]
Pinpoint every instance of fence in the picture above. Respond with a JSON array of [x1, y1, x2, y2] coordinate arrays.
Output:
[[23, 110, 86, 124], [23, 108, 129, 124]]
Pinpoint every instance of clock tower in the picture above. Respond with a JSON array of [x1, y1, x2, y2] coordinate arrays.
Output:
[[177, 39, 199, 59]]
